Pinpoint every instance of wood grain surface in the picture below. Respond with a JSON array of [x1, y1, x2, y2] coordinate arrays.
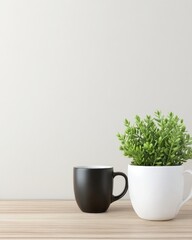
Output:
[[0, 200, 191, 239]]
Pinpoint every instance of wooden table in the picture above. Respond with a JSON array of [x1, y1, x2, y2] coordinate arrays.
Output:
[[0, 200, 191, 239]]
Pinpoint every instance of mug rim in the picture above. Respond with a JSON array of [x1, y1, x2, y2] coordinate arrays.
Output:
[[128, 164, 183, 168], [74, 165, 113, 169]]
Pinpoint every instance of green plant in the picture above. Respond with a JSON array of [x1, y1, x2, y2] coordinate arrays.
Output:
[[117, 111, 192, 166]]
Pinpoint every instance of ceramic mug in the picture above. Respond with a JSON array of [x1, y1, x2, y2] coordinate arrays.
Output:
[[74, 166, 128, 213], [128, 165, 192, 220]]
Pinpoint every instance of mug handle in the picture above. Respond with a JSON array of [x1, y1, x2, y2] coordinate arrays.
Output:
[[111, 172, 128, 203], [177, 169, 192, 211]]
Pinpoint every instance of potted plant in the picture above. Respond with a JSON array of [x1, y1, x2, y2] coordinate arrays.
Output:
[[117, 111, 192, 220]]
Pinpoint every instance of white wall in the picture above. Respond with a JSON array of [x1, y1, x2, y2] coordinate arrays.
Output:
[[0, 0, 192, 199]]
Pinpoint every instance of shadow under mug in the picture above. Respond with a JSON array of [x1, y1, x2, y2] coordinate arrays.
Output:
[[73, 166, 128, 213]]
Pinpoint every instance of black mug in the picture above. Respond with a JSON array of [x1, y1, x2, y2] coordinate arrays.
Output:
[[73, 166, 128, 213]]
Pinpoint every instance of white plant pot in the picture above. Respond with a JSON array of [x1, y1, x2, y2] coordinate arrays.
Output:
[[128, 164, 192, 220]]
